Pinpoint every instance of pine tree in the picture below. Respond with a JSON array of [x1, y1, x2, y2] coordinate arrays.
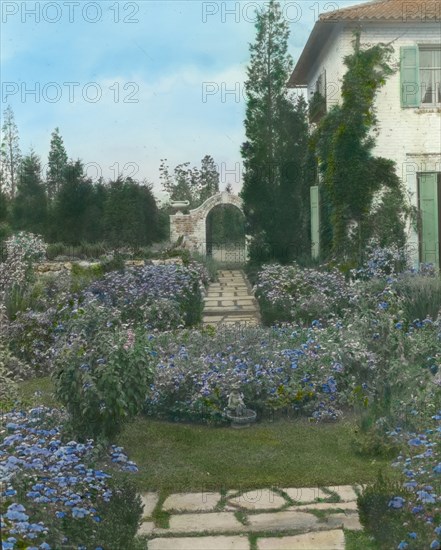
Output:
[[198, 155, 220, 203], [12, 151, 47, 234], [47, 127, 68, 200], [1, 105, 22, 199], [240, 0, 309, 263]]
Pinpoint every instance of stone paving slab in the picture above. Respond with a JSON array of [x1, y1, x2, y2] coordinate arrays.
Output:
[[202, 270, 260, 327], [326, 512, 362, 531], [167, 512, 245, 533], [227, 489, 287, 511], [246, 511, 319, 532], [326, 485, 359, 502], [162, 492, 221, 512], [142, 493, 160, 517], [138, 521, 155, 536], [149, 535, 250, 550], [291, 501, 358, 511], [282, 487, 330, 503], [257, 529, 345, 550]]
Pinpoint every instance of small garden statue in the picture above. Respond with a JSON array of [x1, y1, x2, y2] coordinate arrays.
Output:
[[225, 384, 256, 428], [227, 385, 246, 417]]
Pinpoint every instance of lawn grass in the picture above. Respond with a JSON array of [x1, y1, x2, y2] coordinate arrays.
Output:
[[117, 416, 393, 494], [345, 529, 379, 549], [18, 376, 57, 408], [18, 377, 394, 498]]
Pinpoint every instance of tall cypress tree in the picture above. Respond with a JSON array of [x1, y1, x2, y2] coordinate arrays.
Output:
[[1, 105, 22, 199], [240, 0, 308, 263], [47, 127, 68, 200]]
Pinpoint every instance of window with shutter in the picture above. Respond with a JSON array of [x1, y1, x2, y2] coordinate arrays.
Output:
[[400, 46, 420, 107], [401, 46, 441, 107], [418, 173, 440, 268]]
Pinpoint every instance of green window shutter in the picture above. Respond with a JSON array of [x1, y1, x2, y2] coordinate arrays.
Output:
[[310, 186, 320, 259], [400, 46, 420, 108], [419, 173, 439, 266]]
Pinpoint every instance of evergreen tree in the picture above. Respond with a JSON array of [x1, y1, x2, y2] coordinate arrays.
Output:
[[12, 151, 47, 234], [46, 127, 68, 200], [198, 155, 220, 203], [1, 105, 22, 198], [240, 0, 309, 263], [52, 160, 94, 244], [104, 177, 159, 246]]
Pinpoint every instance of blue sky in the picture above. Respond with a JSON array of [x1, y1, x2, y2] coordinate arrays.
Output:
[[1, 0, 363, 198]]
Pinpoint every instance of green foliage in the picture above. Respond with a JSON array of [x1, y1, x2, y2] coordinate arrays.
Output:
[[46, 127, 68, 200], [12, 151, 47, 234], [160, 154, 220, 208], [103, 177, 159, 246], [0, 349, 19, 410], [10, 470, 144, 550], [207, 204, 245, 247], [352, 420, 400, 459], [50, 160, 97, 244], [54, 308, 154, 440], [240, 0, 309, 264], [357, 473, 431, 549], [394, 274, 441, 321], [191, 251, 219, 281], [314, 33, 407, 261]]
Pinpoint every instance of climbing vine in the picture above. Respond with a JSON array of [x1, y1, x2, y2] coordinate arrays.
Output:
[[312, 33, 409, 262]]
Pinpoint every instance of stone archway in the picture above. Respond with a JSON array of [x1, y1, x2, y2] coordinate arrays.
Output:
[[170, 191, 247, 260]]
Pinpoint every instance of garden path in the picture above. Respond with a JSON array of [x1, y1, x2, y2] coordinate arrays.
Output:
[[202, 270, 261, 326], [138, 484, 362, 549]]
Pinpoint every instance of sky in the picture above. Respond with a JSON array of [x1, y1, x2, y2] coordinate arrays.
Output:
[[0, 0, 364, 199]]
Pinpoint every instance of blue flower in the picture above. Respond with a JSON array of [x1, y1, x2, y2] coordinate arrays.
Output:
[[417, 490, 436, 504], [430, 541, 441, 550], [408, 438, 423, 446], [388, 496, 405, 509]]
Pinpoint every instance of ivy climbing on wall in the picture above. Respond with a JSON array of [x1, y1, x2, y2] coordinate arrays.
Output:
[[312, 32, 410, 262]]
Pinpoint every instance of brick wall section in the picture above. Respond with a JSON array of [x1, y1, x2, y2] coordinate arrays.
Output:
[[170, 192, 244, 254]]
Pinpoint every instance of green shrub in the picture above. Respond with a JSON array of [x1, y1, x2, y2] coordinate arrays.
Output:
[[395, 274, 441, 321], [9, 470, 144, 550], [191, 251, 219, 281], [358, 473, 432, 549], [54, 308, 154, 440]]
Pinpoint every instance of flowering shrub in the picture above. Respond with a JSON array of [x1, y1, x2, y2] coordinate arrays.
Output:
[[7, 308, 58, 377], [0, 232, 46, 303], [0, 407, 143, 549], [83, 262, 208, 329], [254, 263, 356, 324], [145, 325, 352, 423], [53, 305, 154, 440], [350, 240, 411, 280]]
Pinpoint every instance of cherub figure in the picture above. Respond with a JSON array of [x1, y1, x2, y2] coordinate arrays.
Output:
[[227, 385, 246, 417]]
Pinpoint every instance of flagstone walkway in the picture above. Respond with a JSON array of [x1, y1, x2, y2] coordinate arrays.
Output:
[[138, 485, 362, 549], [202, 270, 261, 326]]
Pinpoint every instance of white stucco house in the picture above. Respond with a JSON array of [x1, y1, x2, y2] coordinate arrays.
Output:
[[289, 0, 441, 268]]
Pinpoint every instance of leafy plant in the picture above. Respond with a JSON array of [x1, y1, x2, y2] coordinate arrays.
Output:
[[54, 310, 154, 440]]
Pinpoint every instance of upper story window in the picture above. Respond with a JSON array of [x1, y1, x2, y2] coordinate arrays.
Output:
[[401, 45, 441, 108], [309, 70, 327, 123], [420, 47, 441, 105]]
